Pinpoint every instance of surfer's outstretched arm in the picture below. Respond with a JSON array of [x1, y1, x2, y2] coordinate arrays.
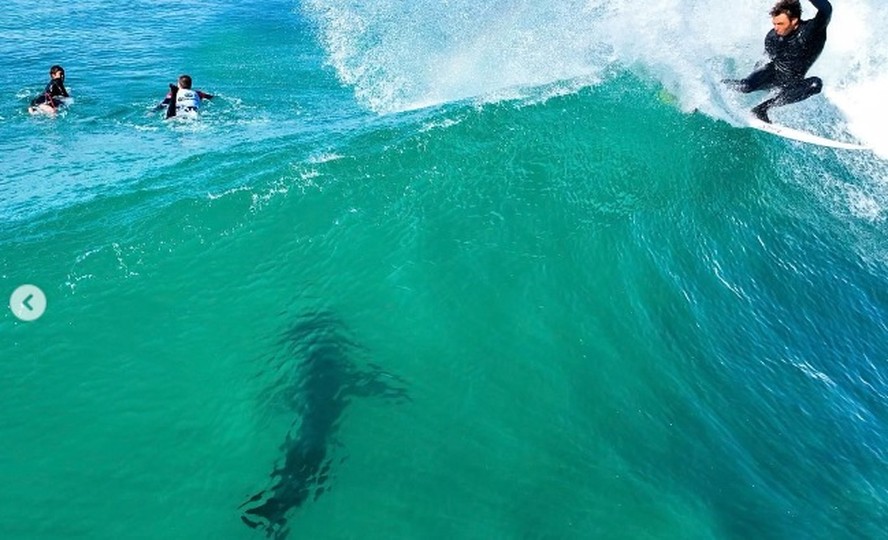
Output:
[[808, 0, 832, 28]]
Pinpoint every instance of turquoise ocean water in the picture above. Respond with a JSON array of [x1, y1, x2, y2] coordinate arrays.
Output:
[[2, 1, 888, 538]]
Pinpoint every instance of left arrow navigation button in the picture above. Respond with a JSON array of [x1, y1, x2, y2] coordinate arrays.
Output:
[[10, 285, 46, 322]]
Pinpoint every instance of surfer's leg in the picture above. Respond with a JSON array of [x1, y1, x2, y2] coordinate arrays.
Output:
[[771, 77, 823, 107], [753, 77, 823, 123], [751, 100, 774, 123], [723, 64, 776, 93]]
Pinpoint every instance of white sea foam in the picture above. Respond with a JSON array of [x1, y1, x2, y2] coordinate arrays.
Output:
[[302, 0, 887, 153]]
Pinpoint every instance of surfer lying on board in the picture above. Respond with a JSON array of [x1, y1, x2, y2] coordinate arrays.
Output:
[[29, 65, 69, 114], [157, 75, 213, 119], [723, 0, 832, 123]]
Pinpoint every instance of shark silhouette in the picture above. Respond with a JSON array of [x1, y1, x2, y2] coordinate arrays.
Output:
[[240, 311, 409, 538]]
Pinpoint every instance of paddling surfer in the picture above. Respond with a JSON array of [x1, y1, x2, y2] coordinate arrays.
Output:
[[724, 0, 832, 123], [157, 75, 213, 119], [29, 65, 69, 114]]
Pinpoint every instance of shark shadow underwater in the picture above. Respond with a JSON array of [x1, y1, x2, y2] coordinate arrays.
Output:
[[239, 311, 410, 538]]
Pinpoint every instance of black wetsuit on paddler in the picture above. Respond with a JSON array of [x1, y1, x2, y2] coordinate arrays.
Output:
[[31, 65, 69, 110], [724, 0, 832, 123]]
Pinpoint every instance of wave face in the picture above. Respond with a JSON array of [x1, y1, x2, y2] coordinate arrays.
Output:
[[303, 0, 888, 153], [2, 1, 888, 539]]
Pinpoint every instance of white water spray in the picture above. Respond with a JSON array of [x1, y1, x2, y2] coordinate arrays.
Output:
[[302, 0, 886, 155]]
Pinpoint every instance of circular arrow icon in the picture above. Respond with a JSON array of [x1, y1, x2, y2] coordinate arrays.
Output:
[[10, 285, 47, 322]]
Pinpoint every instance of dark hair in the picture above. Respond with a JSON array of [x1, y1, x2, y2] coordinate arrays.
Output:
[[770, 0, 802, 19], [178, 75, 193, 89], [50, 65, 65, 75]]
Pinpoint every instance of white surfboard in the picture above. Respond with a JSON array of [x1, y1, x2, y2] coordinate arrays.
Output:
[[747, 119, 869, 151], [28, 104, 57, 116], [28, 97, 73, 116]]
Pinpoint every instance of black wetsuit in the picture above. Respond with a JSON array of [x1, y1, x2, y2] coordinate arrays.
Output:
[[727, 0, 832, 121], [30, 78, 69, 108]]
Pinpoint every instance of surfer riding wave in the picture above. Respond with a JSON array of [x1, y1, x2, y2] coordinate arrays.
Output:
[[723, 0, 832, 123]]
